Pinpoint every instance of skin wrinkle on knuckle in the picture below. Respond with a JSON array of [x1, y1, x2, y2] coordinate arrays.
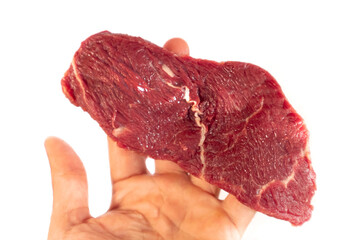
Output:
[[66, 206, 91, 226], [223, 211, 243, 239]]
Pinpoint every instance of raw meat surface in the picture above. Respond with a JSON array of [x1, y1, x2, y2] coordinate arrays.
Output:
[[61, 31, 316, 225]]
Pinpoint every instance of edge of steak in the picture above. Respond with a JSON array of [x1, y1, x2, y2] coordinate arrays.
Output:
[[61, 31, 316, 225]]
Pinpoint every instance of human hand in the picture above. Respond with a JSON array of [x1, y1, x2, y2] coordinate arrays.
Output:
[[45, 38, 255, 240]]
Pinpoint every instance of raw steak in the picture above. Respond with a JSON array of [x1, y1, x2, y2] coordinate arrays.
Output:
[[61, 31, 316, 225]]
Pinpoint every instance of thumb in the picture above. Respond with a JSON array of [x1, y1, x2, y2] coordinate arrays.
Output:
[[45, 137, 91, 239]]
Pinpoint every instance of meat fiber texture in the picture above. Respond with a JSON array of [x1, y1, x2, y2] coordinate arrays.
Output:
[[61, 31, 316, 225]]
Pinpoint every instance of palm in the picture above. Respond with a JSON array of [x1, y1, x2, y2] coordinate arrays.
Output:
[[66, 173, 242, 240]]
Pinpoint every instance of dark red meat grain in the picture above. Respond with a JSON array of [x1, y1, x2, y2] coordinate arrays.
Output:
[[61, 31, 316, 225]]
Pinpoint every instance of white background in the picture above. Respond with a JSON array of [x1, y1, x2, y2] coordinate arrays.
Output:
[[1, 0, 359, 239]]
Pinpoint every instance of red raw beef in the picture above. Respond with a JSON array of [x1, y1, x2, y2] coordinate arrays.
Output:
[[61, 31, 316, 225]]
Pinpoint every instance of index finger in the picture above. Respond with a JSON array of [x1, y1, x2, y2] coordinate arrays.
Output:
[[108, 137, 148, 184]]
